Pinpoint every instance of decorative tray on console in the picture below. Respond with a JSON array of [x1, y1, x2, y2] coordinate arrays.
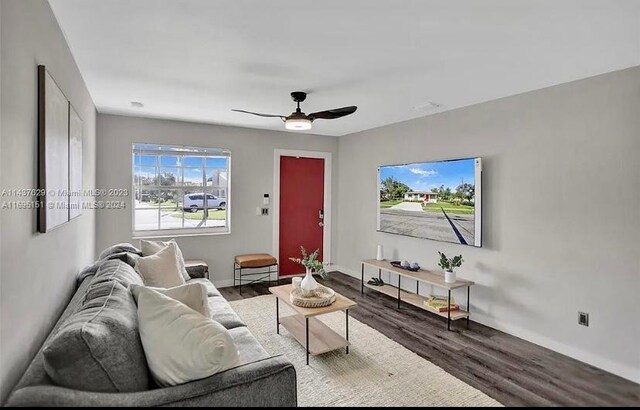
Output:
[[390, 260, 420, 272]]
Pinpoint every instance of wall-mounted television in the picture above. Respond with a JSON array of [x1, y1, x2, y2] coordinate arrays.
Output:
[[377, 157, 482, 247]]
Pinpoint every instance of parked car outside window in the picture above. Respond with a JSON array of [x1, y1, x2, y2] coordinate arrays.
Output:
[[183, 193, 226, 212]]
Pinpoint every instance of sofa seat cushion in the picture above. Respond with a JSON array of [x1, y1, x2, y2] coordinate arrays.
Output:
[[208, 296, 246, 330], [189, 278, 220, 297], [229, 327, 270, 366], [234, 253, 277, 268], [43, 281, 149, 392]]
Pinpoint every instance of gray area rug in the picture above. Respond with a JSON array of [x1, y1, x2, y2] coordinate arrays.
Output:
[[230, 295, 502, 407]]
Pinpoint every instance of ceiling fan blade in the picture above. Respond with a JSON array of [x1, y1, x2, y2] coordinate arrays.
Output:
[[232, 109, 286, 120], [308, 106, 357, 120]]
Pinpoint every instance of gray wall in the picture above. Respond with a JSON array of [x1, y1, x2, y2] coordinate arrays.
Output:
[[335, 67, 640, 382], [96, 114, 338, 287], [3, 1, 632, 393], [0, 0, 97, 402]]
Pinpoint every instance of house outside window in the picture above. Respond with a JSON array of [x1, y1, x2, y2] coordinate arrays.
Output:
[[404, 191, 438, 203], [132, 143, 230, 237]]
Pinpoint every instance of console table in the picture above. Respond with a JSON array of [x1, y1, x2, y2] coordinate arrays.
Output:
[[360, 259, 474, 331]]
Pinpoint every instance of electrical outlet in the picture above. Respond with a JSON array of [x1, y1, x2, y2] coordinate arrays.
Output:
[[578, 312, 589, 327], [261, 207, 269, 216]]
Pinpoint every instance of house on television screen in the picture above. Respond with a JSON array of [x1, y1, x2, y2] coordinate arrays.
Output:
[[404, 191, 438, 203]]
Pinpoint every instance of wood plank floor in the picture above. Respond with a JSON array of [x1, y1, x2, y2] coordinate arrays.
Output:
[[220, 271, 640, 407]]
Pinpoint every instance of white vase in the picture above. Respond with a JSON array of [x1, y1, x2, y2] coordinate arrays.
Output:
[[444, 270, 456, 284], [300, 267, 319, 297], [376, 245, 384, 261]]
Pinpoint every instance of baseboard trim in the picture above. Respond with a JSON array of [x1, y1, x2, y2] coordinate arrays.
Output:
[[330, 264, 640, 384], [328, 264, 359, 277], [471, 314, 640, 384]]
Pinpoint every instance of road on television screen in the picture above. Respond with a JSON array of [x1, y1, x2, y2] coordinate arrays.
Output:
[[380, 203, 474, 244]]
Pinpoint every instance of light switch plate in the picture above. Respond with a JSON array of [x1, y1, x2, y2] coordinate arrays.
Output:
[[578, 312, 589, 327]]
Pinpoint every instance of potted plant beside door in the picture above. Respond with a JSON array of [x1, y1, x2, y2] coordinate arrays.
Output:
[[289, 246, 326, 296]]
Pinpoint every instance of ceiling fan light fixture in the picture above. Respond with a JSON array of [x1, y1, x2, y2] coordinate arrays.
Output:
[[233, 91, 356, 131], [285, 117, 312, 131]]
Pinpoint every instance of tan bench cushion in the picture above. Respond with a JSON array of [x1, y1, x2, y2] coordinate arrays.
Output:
[[235, 253, 277, 268]]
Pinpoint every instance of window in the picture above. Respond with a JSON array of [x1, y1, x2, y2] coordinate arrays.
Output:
[[132, 144, 230, 237]]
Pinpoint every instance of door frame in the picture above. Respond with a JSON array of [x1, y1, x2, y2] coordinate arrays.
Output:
[[273, 149, 332, 275]]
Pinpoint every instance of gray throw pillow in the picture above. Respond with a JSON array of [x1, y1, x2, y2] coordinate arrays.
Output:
[[43, 281, 149, 392]]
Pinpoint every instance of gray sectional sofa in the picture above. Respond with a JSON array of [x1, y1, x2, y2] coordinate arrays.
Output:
[[5, 245, 297, 407]]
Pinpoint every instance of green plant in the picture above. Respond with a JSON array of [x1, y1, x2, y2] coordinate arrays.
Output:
[[289, 246, 327, 278], [438, 251, 463, 272]]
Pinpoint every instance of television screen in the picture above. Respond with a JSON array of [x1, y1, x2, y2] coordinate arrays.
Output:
[[377, 157, 482, 247]]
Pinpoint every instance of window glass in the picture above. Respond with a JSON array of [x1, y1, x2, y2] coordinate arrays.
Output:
[[160, 156, 179, 167], [184, 168, 204, 186], [132, 144, 230, 235]]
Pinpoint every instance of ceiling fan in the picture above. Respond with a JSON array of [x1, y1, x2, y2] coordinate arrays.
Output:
[[232, 91, 357, 131]]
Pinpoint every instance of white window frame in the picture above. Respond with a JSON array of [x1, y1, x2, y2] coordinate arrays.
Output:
[[131, 143, 231, 238]]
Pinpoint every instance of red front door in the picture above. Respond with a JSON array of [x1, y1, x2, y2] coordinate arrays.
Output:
[[279, 156, 325, 276]]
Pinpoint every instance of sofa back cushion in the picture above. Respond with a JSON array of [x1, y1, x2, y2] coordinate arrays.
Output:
[[98, 242, 142, 260], [42, 280, 149, 392], [90, 259, 144, 289]]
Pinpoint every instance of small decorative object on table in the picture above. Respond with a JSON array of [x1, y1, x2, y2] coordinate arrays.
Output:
[[367, 277, 385, 286], [438, 251, 463, 283], [376, 244, 384, 261], [425, 295, 460, 312], [289, 246, 326, 297], [390, 260, 420, 272], [292, 276, 302, 289], [289, 284, 336, 308]]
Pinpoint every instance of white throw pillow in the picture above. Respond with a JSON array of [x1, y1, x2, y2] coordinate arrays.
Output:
[[135, 242, 186, 288], [130, 283, 211, 318], [141, 239, 190, 282], [135, 287, 239, 387]]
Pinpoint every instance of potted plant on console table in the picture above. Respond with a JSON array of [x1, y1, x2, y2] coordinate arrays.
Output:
[[289, 246, 326, 296], [438, 251, 464, 283]]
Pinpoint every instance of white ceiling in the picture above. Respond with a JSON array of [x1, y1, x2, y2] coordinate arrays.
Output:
[[49, 0, 640, 136]]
